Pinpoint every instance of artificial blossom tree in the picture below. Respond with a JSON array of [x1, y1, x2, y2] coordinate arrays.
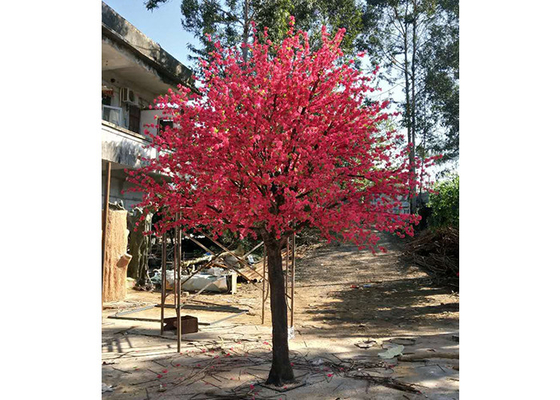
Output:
[[128, 19, 433, 385]]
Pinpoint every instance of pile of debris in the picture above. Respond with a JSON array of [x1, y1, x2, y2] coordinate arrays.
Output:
[[149, 248, 264, 294], [405, 226, 459, 289], [151, 266, 235, 293]]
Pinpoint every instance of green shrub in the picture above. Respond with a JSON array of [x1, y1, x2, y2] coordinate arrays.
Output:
[[428, 175, 459, 229]]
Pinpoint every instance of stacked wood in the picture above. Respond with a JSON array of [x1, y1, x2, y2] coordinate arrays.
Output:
[[217, 248, 295, 282], [226, 260, 266, 282], [405, 226, 459, 288], [205, 253, 266, 282]]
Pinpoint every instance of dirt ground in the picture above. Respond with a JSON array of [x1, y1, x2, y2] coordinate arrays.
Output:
[[102, 232, 459, 399]]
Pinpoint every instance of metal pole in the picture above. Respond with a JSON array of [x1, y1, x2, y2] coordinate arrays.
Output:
[[102, 160, 111, 303], [108, 316, 161, 322], [176, 214, 182, 352], [173, 235, 177, 308], [290, 234, 295, 328], [160, 231, 167, 335], [285, 239, 289, 293], [114, 304, 156, 317], [261, 244, 266, 325], [207, 310, 248, 326]]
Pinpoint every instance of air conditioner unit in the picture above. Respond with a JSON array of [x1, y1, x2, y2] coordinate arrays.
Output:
[[120, 87, 137, 104]]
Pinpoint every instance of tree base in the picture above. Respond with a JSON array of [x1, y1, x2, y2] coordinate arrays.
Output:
[[265, 367, 295, 386]]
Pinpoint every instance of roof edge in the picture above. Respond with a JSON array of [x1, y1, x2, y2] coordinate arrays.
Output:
[[102, 2, 194, 89]]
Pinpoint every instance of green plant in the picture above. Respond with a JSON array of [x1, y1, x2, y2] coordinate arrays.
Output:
[[428, 175, 459, 228]]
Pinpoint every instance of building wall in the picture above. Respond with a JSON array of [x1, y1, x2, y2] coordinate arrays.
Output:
[[139, 109, 161, 137]]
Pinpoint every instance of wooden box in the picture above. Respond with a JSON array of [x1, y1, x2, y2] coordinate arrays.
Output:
[[163, 315, 198, 333]]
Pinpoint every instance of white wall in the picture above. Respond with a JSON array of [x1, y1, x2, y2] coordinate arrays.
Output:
[[139, 109, 161, 137]]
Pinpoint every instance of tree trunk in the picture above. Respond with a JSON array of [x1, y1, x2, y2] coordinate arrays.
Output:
[[399, 3, 415, 216], [265, 237, 295, 386], [242, 0, 249, 63], [410, 0, 418, 215]]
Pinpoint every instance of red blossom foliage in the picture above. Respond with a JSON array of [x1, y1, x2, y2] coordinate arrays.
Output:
[[127, 18, 437, 251]]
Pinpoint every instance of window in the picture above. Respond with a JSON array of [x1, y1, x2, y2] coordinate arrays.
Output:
[[102, 105, 123, 126]]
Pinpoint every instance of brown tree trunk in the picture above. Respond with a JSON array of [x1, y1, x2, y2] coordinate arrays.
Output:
[[265, 237, 295, 386]]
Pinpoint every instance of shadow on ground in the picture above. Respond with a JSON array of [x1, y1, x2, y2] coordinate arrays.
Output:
[[293, 232, 458, 341]]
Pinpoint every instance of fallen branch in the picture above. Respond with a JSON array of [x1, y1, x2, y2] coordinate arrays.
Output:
[[398, 352, 459, 362], [347, 372, 422, 394]]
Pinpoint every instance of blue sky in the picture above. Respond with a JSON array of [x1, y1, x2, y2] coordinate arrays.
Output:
[[104, 0, 199, 67]]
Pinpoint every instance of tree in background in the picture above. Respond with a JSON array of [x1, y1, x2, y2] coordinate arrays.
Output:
[[359, 0, 459, 207], [416, 0, 458, 165], [145, 0, 362, 65], [127, 21, 435, 385]]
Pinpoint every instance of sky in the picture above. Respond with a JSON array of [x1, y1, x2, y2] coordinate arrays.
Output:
[[104, 0, 199, 67]]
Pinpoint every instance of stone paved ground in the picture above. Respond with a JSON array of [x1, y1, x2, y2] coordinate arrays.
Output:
[[102, 232, 459, 399]]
